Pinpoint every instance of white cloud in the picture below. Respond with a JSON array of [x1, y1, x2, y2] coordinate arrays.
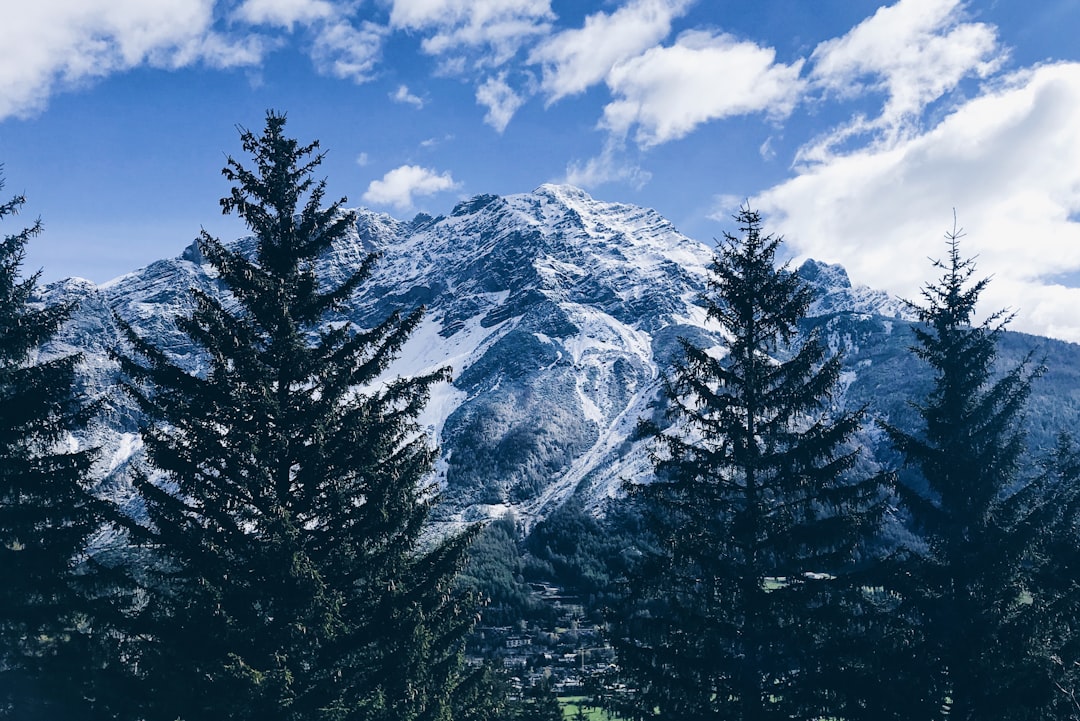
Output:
[[235, 0, 335, 29], [601, 30, 806, 147], [476, 74, 524, 132], [755, 62, 1080, 343], [528, 0, 692, 103], [565, 139, 651, 190], [389, 0, 554, 65], [0, 0, 265, 119], [309, 19, 386, 83], [804, 0, 1001, 159], [392, 84, 425, 108], [419, 135, 454, 148], [759, 136, 777, 161], [235, 1, 388, 84], [363, 164, 460, 210], [355, 152, 370, 166]]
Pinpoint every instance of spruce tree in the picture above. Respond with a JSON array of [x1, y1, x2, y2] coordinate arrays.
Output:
[[881, 227, 1048, 720], [1034, 436, 1080, 720], [113, 113, 486, 721], [0, 176, 99, 719], [612, 207, 889, 720]]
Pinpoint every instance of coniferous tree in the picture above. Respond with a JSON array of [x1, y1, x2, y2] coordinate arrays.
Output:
[[112, 113, 487, 721], [612, 207, 890, 720], [1033, 436, 1080, 720], [0, 176, 99, 719], [881, 227, 1048, 721], [509, 679, 563, 721]]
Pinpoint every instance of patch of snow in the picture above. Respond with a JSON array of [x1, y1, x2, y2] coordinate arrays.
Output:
[[575, 376, 605, 425], [107, 433, 142, 475], [562, 304, 654, 370]]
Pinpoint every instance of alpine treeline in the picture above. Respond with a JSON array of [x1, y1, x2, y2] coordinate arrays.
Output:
[[1, 119, 1079, 720]]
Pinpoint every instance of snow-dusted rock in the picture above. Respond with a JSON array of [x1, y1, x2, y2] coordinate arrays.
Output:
[[35, 185, 1080, 530]]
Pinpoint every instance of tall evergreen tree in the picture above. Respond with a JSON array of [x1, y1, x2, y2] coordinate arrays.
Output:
[[881, 227, 1048, 720], [1033, 436, 1080, 720], [612, 207, 889, 720], [112, 113, 487, 721], [0, 175, 99, 719]]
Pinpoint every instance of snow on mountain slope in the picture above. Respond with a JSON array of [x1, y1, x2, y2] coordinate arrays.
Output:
[[36, 184, 1076, 530]]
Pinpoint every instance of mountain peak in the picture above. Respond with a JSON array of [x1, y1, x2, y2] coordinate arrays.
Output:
[[533, 182, 593, 203], [42, 183, 955, 528], [798, 258, 908, 319]]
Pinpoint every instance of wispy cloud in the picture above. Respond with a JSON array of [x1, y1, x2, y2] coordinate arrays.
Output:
[[565, 138, 651, 190], [388, 0, 554, 67], [803, 0, 1001, 161], [529, 0, 691, 103], [236, 0, 387, 83], [0, 0, 393, 119], [235, 0, 335, 29], [476, 74, 524, 132], [309, 19, 387, 83], [363, 164, 460, 210]]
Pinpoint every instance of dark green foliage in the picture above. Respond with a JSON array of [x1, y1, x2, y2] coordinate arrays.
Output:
[[881, 229, 1049, 720], [1032, 436, 1080, 720], [110, 113, 486, 721], [457, 515, 548, 626], [507, 679, 563, 721], [526, 502, 645, 600], [0, 176, 99, 719], [612, 207, 890, 720]]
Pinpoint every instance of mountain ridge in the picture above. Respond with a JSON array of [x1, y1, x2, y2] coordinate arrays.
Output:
[[34, 184, 1080, 530]]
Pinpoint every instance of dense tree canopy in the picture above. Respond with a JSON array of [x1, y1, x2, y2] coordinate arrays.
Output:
[[0, 176, 99, 720], [110, 113, 488, 721], [613, 207, 889, 720]]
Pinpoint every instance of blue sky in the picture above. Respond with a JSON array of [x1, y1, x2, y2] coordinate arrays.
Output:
[[1, 0, 1080, 341]]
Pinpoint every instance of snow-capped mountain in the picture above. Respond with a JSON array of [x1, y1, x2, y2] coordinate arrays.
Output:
[[38, 184, 1080, 528]]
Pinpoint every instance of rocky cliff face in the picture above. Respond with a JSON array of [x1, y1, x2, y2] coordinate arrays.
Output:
[[36, 184, 1080, 529]]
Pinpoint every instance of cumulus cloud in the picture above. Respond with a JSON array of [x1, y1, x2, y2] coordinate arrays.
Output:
[[475, 74, 524, 132], [529, 0, 691, 103], [601, 30, 806, 147], [392, 84, 425, 108], [755, 62, 1080, 342], [0, 0, 265, 119], [804, 0, 1001, 160], [388, 0, 553, 65], [363, 164, 460, 210]]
